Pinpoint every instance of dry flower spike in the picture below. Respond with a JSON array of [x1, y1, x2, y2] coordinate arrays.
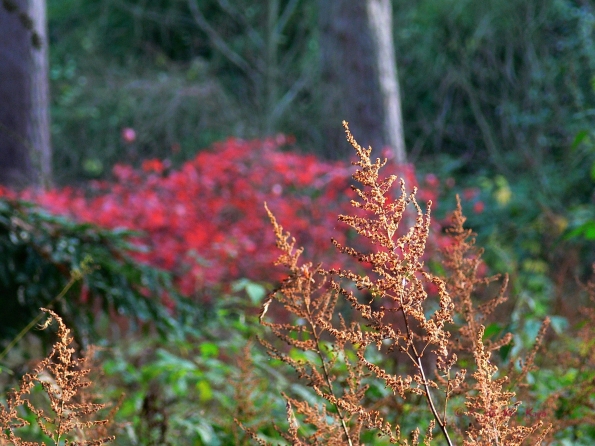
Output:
[[0, 308, 115, 446], [255, 121, 552, 445]]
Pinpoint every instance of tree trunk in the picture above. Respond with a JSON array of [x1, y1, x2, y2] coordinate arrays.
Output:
[[366, 0, 406, 163], [318, 0, 406, 163], [0, 0, 52, 188]]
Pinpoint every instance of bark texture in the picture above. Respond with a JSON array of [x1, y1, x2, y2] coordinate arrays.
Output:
[[366, 0, 406, 163], [318, 0, 406, 162], [0, 0, 51, 188]]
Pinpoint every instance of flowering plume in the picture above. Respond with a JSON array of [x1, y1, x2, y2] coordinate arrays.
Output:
[[256, 122, 453, 444], [254, 121, 553, 445], [0, 309, 115, 445]]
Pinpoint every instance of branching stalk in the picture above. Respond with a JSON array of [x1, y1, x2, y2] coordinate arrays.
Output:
[[310, 322, 354, 446], [400, 304, 454, 446]]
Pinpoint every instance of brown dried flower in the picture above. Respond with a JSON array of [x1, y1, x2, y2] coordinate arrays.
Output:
[[0, 309, 115, 445], [251, 121, 554, 445]]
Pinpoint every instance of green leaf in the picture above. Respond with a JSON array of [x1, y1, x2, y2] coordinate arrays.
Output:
[[565, 221, 595, 241], [549, 316, 568, 334], [499, 343, 512, 361], [196, 380, 213, 402], [199, 342, 219, 358], [232, 279, 267, 304], [571, 130, 588, 151], [155, 349, 198, 372], [245, 282, 266, 304], [483, 323, 502, 339]]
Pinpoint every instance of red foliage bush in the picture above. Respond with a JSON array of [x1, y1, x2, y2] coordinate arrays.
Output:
[[2, 136, 446, 298]]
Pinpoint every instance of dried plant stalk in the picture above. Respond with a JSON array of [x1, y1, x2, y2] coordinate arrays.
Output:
[[442, 198, 552, 445], [255, 121, 552, 445], [0, 308, 115, 445]]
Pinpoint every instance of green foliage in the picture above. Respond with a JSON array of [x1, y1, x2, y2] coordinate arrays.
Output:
[[397, 0, 595, 172], [47, 0, 319, 183], [400, 0, 595, 286], [420, 120, 595, 343], [47, 0, 595, 191], [48, 0, 202, 62], [47, 0, 239, 182], [90, 281, 301, 445], [49, 57, 236, 182], [0, 198, 182, 343]]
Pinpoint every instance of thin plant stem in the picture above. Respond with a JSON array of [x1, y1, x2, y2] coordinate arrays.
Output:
[[400, 304, 454, 446], [309, 317, 354, 446], [0, 265, 86, 364]]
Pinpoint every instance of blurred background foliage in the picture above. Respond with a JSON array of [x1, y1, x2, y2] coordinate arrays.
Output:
[[48, 0, 319, 182], [41, 0, 595, 384], [48, 0, 595, 180]]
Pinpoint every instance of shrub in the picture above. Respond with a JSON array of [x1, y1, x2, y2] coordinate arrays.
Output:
[[5, 136, 445, 301], [0, 197, 183, 342], [91, 284, 294, 445]]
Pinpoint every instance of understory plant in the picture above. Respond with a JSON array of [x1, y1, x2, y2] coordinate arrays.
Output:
[[0, 198, 181, 342], [251, 122, 557, 445], [0, 309, 115, 445]]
